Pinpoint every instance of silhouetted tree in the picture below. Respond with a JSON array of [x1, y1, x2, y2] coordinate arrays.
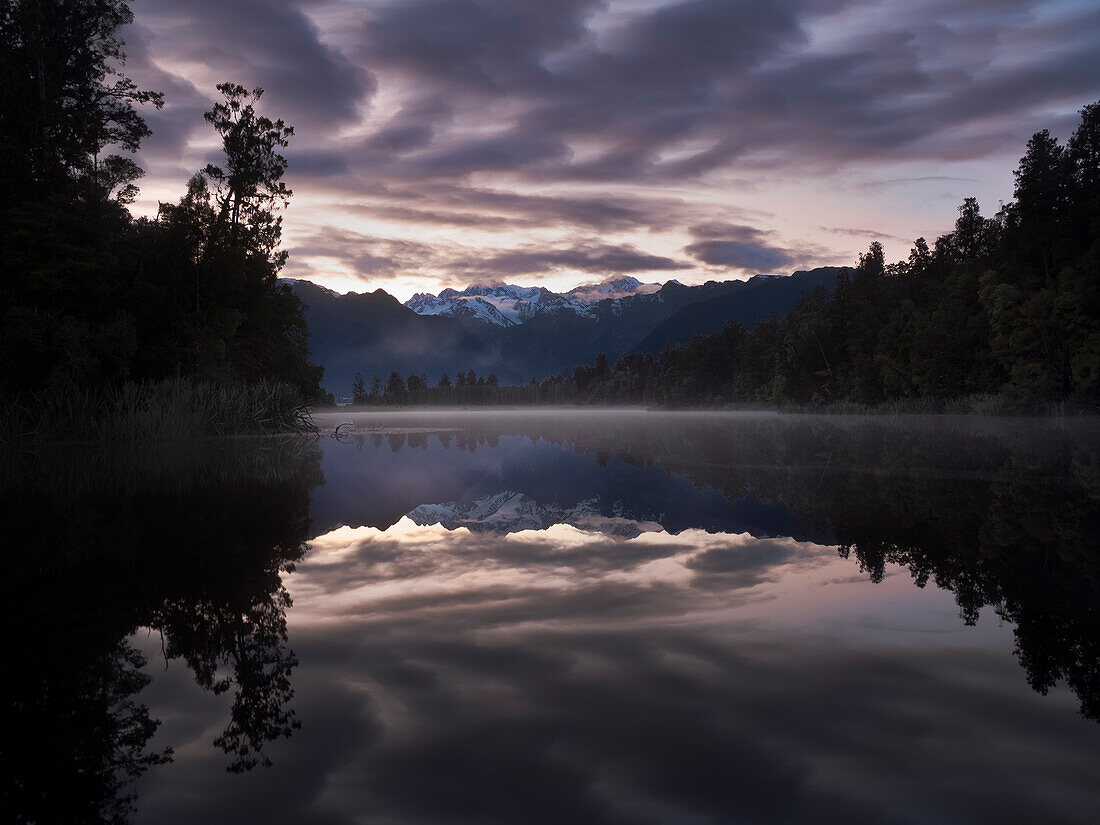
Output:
[[0, 7, 325, 402], [0, 0, 163, 204], [385, 371, 406, 404], [1013, 128, 1068, 283]]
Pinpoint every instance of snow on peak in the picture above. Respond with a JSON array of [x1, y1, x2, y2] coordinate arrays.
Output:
[[403, 276, 670, 325], [565, 275, 662, 303], [404, 281, 596, 325], [406, 293, 516, 326]]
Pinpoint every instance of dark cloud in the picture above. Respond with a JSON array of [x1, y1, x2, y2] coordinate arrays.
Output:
[[285, 228, 438, 279], [401, 131, 572, 176], [688, 222, 775, 243], [132, 0, 1100, 181], [820, 226, 913, 243], [361, 0, 597, 95], [685, 241, 794, 270], [124, 0, 1100, 289], [287, 228, 689, 281], [479, 242, 691, 276], [346, 0, 1100, 184], [854, 176, 980, 190], [380, 185, 698, 232], [684, 222, 796, 270], [364, 97, 453, 153], [117, 24, 210, 160], [140, 0, 372, 129], [327, 184, 697, 231], [284, 149, 350, 179], [352, 205, 526, 229]]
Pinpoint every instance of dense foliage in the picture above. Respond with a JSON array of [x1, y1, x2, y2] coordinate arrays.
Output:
[[0, 1, 324, 411], [358, 103, 1100, 412]]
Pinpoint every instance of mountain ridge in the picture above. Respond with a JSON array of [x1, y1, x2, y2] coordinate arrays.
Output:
[[405, 275, 666, 326], [287, 267, 848, 397], [632, 267, 847, 354]]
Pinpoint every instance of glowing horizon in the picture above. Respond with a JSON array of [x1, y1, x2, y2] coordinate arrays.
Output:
[[121, 0, 1100, 302]]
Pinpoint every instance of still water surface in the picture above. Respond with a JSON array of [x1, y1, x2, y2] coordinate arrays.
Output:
[[5, 411, 1100, 823]]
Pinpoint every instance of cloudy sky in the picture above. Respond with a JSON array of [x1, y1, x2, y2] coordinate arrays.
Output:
[[121, 0, 1100, 300]]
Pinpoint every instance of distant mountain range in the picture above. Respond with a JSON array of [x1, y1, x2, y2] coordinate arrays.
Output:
[[405, 276, 664, 326], [286, 267, 848, 397]]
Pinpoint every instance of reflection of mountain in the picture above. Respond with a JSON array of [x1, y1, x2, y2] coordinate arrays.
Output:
[[408, 491, 663, 537], [316, 412, 1100, 724], [312, 435, 824, 543], [405, 485, 814, 540]]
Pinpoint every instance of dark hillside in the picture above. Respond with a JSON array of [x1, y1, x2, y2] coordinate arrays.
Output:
[[292, 281, 521, 395], [292, 268, 859, 393], [490, 272, 846, 379], [632, 268, 847, 355]]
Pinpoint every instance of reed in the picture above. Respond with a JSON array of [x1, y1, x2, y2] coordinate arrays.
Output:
[[0, 378, 317, 444]]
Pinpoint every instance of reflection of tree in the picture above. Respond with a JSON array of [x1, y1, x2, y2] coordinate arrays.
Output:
[[155, 591, 300, 772], [759, 433, 1099, 722], [695, 423, 1100, 722], [2, 638, 171, 825], [0, 440, 322, 821], [371, 413, 1100, 721]]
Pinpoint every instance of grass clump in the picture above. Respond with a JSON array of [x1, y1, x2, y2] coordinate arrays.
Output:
[[1, 378, 316, 444]]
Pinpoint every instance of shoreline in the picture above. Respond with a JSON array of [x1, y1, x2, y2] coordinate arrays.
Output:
[[5, 404, 1097, 447]]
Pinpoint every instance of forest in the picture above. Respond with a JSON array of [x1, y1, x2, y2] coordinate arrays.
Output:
[[5, 2, 1098, 426], [358, 102, 1100, 412], [0, 1, 326, 439]]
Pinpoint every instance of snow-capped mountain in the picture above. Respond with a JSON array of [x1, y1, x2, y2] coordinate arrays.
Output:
[[404, 276, 663, 327], [404, 293, 517, 326], [407, 491, 663, 538], [406, 283, 589, 325], [564, 276, 662, 303], [283, 266, 847, 392]]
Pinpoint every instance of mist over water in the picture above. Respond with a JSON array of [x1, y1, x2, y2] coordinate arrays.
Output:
[[4, 412, 1100, 824]]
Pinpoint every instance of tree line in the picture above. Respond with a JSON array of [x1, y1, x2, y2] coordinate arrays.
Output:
[[345, 353, 672, 407], [0, 1, 326, 410], [355, 101, 1100, 411], [352, 368, 516, 405]]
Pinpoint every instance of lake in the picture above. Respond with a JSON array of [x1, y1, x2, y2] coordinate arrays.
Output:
[[5, 411, 1100, 824]]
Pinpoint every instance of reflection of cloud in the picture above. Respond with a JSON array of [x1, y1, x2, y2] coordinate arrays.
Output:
[[135, 515, 1099, 824], [291, 520, 835, 627]]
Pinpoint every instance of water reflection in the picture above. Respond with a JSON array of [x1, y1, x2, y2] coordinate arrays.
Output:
[[5, 413, 1100, 823], [1, 441, 321, 823], [312, 413, 1100, 724]]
